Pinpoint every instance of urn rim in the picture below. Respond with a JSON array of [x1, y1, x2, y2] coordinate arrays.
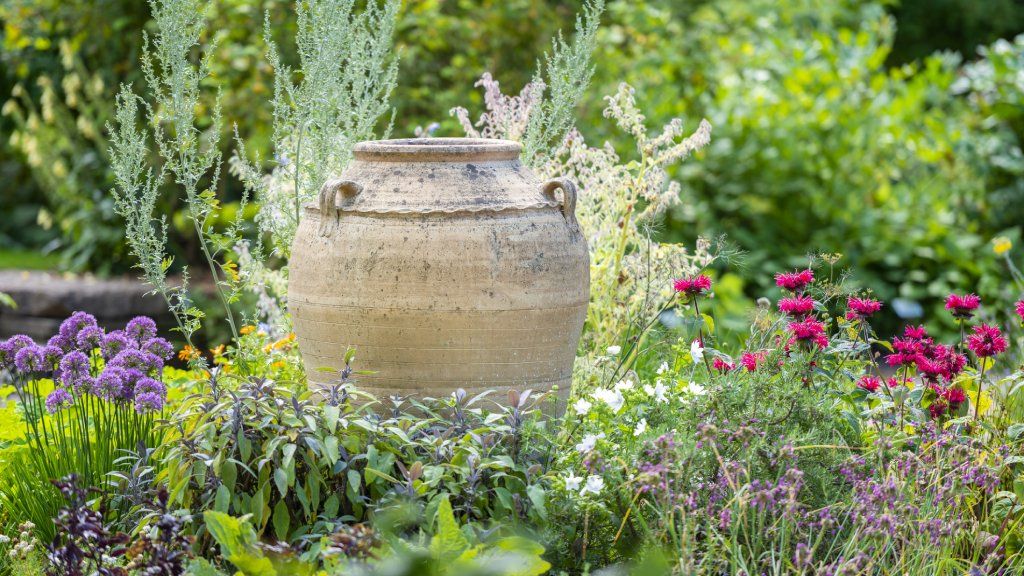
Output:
[[353, 138, 521, 162]]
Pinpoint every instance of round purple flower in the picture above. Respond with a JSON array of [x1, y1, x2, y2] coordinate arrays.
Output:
[[14, 345, 47, 373], [125, 316, 158, 345], [133, 377, 166, 397], [41, 345, 64, 366], [75, 325, 105, 352], [58, 311, 98, 343], [134, 392, 164, 414], [121, 368, 146, 398], [93, 367, 128, 401], [59, 351, 91, 388], [109, 349, 162, 373], [0, 340, 12, 369], [141, 337, 174, 361], [6, 334, 35, 356], [45, 388, 74, 413], [101, 331, 133, 359], [47, 334, 74, 353]]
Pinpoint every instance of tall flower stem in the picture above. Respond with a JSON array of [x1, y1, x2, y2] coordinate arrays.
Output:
[[975, 360, 988, 421]]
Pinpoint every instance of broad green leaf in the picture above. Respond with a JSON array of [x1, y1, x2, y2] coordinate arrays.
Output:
[[272, 499, 290, 541], [430, 495, 468, 561]]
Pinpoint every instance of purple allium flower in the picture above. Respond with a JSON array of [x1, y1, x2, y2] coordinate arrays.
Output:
[[75, 325, 105, 352], [110, 349, 162, 373], [93, 367, 128, 401], [59, 351, 92, 388], [134, 392, 164, 414], [14, 345, 47, 373], [58, 311, 97, 343], [141, 337, 174, 361], [6, 334, 35, 356], [47, 334, 74, 353], [42, 344, 64, 367], [133, 377, 166, 398], [0, 340, 12, 369], [121, 368, 146, 398], [46, 388, 74, 413], [101, 330, 133, 359], [125, 316, 158, 345]]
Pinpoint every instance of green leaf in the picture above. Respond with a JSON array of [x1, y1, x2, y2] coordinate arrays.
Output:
[[431, 495, 469, 561], [221, 460, 238, 492], [203, 511, 277, 576], [365, 467, 400, 484], [324, 436, 339, 465], [274, 468, 289, 498], [272, 499, 290, 542], [214, 484, 231, 513], [323, 405, 340, 433]]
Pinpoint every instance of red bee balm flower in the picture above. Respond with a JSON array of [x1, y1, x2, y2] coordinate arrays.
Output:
[[967, 324, 1008, 358], [775, 269, 814, 292], [1016, 300, 1024, 322], [941, 386, 967, 409], [673, 275, 712, 297], [856, 376, 881, 392], [712, 357, 735, 372], [945, 293, 981, 319], [845, 297, 882, 321], [903, 325, 929, 340], [928, 398, 949, 419], [741, 351, 766, 372], [788, 318, 829, 349], [778, 296, 815, 318]]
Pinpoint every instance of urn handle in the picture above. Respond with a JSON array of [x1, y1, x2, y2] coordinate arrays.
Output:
[[318, 179, 363, 237], [540, 178, 579, 228]]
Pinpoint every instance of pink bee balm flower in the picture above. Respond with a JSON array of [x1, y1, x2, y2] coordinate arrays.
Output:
[[967, 324, 1008, 358], [940, 386, 967, 409], [1015, 300, 1024, 322], [712, 357, 735, 372], [903, 325, 929, 340], [856, 376, 881, 392], [788, 318, 829, 349], [778, 296, 815, 318], [673, 275, 712, 297], [945, 293, 981, 319], [886, 337, 922, 368], [928, 398, 949, 419], [845, 297, 882, 321], [775, 269, 814, 293], [741, 351, 766, 372]]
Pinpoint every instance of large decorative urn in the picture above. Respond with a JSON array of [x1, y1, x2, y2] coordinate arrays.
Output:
[[288, 138, 589, 408]]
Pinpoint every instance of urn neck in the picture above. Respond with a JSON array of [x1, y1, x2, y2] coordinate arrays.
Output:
[[353, 138, 521, 163]]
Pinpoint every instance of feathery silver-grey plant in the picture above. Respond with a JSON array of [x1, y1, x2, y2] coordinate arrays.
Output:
[[233, 0, 401, 257], [109, 0, 243, 347]]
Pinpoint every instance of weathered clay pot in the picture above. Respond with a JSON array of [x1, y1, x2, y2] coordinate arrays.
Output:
[[288, 138, 589, 408]]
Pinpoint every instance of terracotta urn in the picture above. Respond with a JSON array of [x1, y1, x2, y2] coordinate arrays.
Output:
[[288, 138, 589, 409]]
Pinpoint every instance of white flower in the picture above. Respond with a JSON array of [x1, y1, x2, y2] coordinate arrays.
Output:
[[592, 388, 625, 413], [606, 345, 622, 356], [656, 361, 670, 375], [564, 471, 583, 492], [580, 475, 605, 496], [643, 380, 670, 403], [633, 418, 647, 436], [575, 432, 605, 454], [614, 378, 634, 391], [690, 339, 704, 364], [573, 398, 592, 416], [685, 381, 706, 396]]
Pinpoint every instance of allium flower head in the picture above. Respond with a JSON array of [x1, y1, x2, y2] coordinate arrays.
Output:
[[142, 337, 174, 361], [945, 293, 981, 319], [788, 318, 828, 349], [58, 311, 97, 343], [775, 269, 814, 292], [110, 349, 162, 373], [6, 334, 35, 357], [41, 345, 63, 366], [45, 388, 74, 413], [673, 274, 712, 297], [133, 377, 166, 397], [856, 376, 881, 392], [93, 367, 128, 401], [778, 296, 815, 318], [967, 324, 1008, 358], [0, 341, 11, 369], [134, 392, 164, 414], [75, 325, 105, 351], [47, 334, 74, 353], [59, 351, 91, 389], [846, 297, 882, 321], [101, 331, 133, 359], [125, 316, 158, 345], [14, 345, 47, 373]]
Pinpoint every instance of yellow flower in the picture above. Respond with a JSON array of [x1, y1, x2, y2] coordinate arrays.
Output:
[[178, 345, 200, 362], [993, 236, 1012, 255], [210, 344, 225, 357], [240, 325, 256, 335]]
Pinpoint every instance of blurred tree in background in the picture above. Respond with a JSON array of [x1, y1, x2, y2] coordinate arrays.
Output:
[[2, 0, 1024, 335]]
